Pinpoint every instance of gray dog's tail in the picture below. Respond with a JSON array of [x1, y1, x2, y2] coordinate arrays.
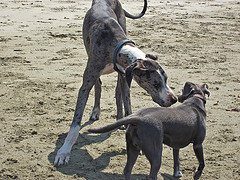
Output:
[[88, 117, 139, 133], [124, 0, 147, 19]]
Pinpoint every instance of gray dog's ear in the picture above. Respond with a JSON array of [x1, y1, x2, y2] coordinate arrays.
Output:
[[178, 82, 194, 102], [201, 83, 210, 97], [182, 82, 195, 97], [125, 62, 138, 88], [146, 54, 158, 60]]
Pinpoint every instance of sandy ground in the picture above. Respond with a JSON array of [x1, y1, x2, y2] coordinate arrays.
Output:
[[0, 0, 240, 179]]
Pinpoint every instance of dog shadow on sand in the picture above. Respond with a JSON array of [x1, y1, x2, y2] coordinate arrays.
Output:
[[48, 121, 178, 180]]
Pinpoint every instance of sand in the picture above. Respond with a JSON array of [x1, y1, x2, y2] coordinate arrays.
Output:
[[0, 0, 239, 179]]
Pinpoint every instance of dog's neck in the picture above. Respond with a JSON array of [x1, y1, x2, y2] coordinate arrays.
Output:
[[193, 94, 206, 104], [116, 44, 146, 73]]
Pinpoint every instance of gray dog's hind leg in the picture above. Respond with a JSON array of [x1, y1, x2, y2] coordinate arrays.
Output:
[[143, 144, 162, 180], [173, 148, 183, 178], [124, 144, 139, 180], [193, 145, 205, 180], [147, 150, 162, 180], [90, 78, 102, 120]]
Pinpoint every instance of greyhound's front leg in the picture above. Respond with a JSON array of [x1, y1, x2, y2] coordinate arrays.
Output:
[[173, 148, 183, 178], [54, 64, 101, 166], [116, 74, 132, 130], [116, 74, 123, 120], [54, 125, 80, 166], [90, 78, 102, 120], [54, 85, 91, 166], [120, 74, 132, 117]]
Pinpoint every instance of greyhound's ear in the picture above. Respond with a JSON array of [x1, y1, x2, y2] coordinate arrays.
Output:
[[201, 83, 210, 97], [125, 62, 137, 88], [146, 54, 158, 60]]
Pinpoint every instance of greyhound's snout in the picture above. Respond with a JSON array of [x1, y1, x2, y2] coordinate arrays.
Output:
[[151, 87, 177, 107], [170, 96, 177, 104], [165, 89, 177, 106], [165, 95, 177, 107], [165, 86, 177, 106], [153, 94, 177, 107]]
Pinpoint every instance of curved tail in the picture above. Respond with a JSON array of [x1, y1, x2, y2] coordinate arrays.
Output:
[[88, 117, 139, 133], [124, 0, 147, 19]]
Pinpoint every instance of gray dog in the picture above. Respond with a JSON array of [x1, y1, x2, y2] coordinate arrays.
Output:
[[88, 82, 210, 180], [54, 0, 177, 166]]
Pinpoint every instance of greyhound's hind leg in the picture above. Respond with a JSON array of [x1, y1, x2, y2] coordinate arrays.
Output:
[[90, 78, 102, 120]]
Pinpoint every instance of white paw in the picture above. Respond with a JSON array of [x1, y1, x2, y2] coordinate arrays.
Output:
[[174, 170, 183, 178], [54, 125, 80, 166], [54, 146, 70, 166]]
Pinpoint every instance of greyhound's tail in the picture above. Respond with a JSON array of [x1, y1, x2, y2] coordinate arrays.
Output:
[[88, 117, 139, 133], [124, 0, 147, 19]]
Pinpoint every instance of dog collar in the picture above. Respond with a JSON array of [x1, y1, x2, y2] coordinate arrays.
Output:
[[193, 94, 206, 104], [113, 39, 135, 74]]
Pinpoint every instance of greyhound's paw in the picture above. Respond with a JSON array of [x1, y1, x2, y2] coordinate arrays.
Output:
[[173, 171, 183, 178], [54, 147, 70, 166], [90, 108, 100, 121]]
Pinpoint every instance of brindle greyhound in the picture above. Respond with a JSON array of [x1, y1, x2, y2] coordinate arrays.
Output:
[[54, 0, 177, 166], [88, 82, 210, 180]]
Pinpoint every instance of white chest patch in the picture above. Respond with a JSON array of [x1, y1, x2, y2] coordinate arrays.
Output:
[[119, 45, 146, 62], [102, 63, 114, 75]]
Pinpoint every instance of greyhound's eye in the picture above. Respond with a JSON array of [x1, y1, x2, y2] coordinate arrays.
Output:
[[145, 70, 151, 79], [164, 74, 168, 82], [154, 83, 161, 89]]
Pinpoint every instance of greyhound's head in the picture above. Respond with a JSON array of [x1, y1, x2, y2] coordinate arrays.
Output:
[[125, 55, 177, 107], [178, 82, 210, 103]]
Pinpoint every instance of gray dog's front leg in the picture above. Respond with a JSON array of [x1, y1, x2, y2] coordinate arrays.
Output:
[[193, 145, 205, 180], [173, 148, 183, 178]]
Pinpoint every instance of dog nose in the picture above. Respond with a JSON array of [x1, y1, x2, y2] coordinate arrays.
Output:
[[170, 96, 177, 104]]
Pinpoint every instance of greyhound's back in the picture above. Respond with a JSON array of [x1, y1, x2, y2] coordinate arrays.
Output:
[[82, 0, 128, 61]]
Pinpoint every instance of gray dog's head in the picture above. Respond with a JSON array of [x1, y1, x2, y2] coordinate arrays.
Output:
[[125, 55, 177, 107], [178, 82, 210, 103]]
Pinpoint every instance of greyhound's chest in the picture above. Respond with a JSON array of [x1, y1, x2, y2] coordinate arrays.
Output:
[[101, 63, 115, 75]]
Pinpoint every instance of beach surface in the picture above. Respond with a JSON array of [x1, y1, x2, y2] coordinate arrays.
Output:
[[0, 0, 239, 179]]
